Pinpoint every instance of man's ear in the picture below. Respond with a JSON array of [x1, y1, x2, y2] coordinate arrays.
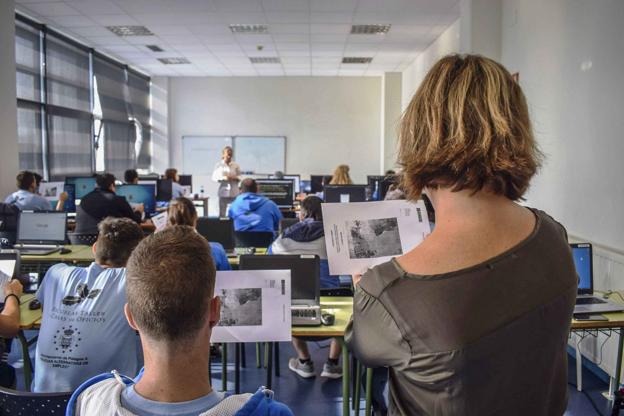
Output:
[[91, 242, 97, 255], [124, 303, 139, 331], [208, 296, 221, 328]]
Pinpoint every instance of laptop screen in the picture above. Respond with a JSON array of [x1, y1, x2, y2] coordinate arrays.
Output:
[[571, 243, 592, 293], [17, 211, 67, 244]]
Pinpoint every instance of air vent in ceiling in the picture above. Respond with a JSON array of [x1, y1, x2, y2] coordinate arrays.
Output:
[[146, 45, 164, 52], [230, 24, 269, 34], [158, 57, 191, 65], [249, 57, 281, 64], [342, 57, 373, 64], [350, 24, 391, 35], [107, 25, 154, 37]]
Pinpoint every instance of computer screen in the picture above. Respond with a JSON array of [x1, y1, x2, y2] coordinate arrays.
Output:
[[324, 185, 367, 203], [300, 180, 311, 193], [239, 255, 319, 303], [50, 184, 76, 213], [178, 175, 192, 187], [156, 179, 173, 202], [269, 174, 300, 193], [65, 176, 97, 199], [196, 217, 235, 250], [572, 243, 592, 292], [17, 211, 67, 243], [367, 175, 396, 201], [256, 179, 294, 208], [310, 175, 332, 194], [116, 184, 157, 214]]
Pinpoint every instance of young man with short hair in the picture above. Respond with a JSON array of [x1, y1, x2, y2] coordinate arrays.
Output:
[[34, 217, 144, 392], [4, 171, 52, 211], [228, 178, 282, 233], [68, 226, 293, 415]]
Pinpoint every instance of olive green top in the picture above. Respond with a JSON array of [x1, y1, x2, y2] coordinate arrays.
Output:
[[345, 209, 577, 416]]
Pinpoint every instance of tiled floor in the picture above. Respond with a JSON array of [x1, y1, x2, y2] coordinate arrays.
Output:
[[8, 333, 618, 415]]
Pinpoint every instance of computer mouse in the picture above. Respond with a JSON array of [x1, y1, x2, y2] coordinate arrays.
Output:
[[29, 299, 41, 310], [321, 312, 335, 326], [59, 247, 72, 254]]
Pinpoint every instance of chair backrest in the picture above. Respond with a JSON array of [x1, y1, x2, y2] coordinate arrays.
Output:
[[278, 218, 299, 235], [196, 217, 235, 250], [67, 233, 98, 246], [0, 203, 19, 233], [234, 231, 274, 248], [0, 386, 71, 416]]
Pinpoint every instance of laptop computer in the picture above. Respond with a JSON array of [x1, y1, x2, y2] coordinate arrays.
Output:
[[13, 211, 67, 256], [239, 254, 321, 326], [196, 217, 236, 255], [572, 243, 624, 314]]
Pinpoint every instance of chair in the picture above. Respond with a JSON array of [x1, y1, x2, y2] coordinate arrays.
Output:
[[0, 386, 71, 416], [67, 233, 98, 246], [278, 218, 299, 234], [0, 203, 19, 248], [234, 231, 274, 248]]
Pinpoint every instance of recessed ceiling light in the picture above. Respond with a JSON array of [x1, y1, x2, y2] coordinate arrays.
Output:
[[146, 45, 164, 52], [342, 57, 373, 64], [350, 24, 391, 35], [158, 57, 191, 65], [249, 57, 281, 64], [107, 25, 154, 37], [230, 24, 269, 34]]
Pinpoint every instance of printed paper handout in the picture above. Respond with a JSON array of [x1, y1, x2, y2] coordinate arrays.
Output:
[[211, 269, 292, 343], [151, 211, 168, 231], [322, 200, 431, 275], [39, 182, 64, 201], [0, 259, 16, 292]]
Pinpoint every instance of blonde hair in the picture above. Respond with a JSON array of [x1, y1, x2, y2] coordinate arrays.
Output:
[[167, 197, 197, 227], [329, 164, 353, 185], [398, 54, 542, 201]]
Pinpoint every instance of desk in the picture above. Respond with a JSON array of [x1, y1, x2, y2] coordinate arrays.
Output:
[[227, 248, 268, 268], [20, 245, 94, 276]]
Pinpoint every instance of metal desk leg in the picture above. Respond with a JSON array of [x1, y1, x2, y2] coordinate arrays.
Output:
[[339, 337, 350, 416], [351, 355, 357, 410], [241, 343, 246, 368], [612, 327, 624, 399], [354, 361, 362, 416], [221, 343, 228, 391], [365, 367, 373, 416], [274, 342, 280, 377], [256, 343, 261, 368], [17, 330, 32, 392], [575, 337, 583, 392], [266, 342, 274, 389], [235, 343, 241, 394]]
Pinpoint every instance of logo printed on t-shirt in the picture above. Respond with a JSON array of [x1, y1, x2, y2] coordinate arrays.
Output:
[[62, 283, 101, 306], [53, 325, 82, 353]]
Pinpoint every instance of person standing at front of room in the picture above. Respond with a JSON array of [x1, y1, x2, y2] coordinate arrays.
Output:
[[211, 146, 241, 217]]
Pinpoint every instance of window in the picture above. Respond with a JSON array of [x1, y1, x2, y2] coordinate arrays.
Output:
[[14, 14, 151, 180]]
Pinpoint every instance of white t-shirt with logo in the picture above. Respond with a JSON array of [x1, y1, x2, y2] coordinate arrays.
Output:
[[34, 263, 139, 392]]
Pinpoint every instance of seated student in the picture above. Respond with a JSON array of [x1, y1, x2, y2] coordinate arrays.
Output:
[[34, 217, 143, 392], [124, 169, 139, 185], [75, 173, 143, 234], [329, 164, 353, 185], [167, 197, 231, 271], [4, 171, 65, 211], [269, 196, 342, 379], [0, 280, 23, 388], [68, 226, 293, 416], [164, 168, 186, 198], [228, 178, 282, 233]]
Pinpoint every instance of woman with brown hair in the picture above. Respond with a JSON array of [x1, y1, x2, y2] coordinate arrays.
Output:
[[164, 168, 186, 199], [167, 198, 231, 271], [345, 55, 577, 415], [329, 164, 353, 185]]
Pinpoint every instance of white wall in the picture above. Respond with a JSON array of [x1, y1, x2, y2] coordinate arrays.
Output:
[[381, 72, 402, 172], [168, 76, 382, 183], [501, 0, 624, 251], [401, 19, 461, 110], [0, 0, 19, 197]]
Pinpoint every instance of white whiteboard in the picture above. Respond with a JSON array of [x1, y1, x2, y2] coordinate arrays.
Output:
[[234, 136, 285, 175], [182, 136, 232, 176]]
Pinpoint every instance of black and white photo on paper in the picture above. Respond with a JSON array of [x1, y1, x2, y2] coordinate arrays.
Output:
[[218, 288, 262, 327], [346, 217, 403, 259]]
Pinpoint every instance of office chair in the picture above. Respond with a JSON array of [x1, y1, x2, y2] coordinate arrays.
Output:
[[0, 203, 19, 248], [67, 233, 98, 246], [278, 218, 299, 234], [234, 231, 274, 248], [0, 386, 72, 416]]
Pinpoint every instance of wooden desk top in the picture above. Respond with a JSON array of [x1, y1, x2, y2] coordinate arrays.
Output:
[[292, 296, 353, 337], [571, 311, 624, 330], [19, 294, 42, 330], [21, 245, 95, 263]]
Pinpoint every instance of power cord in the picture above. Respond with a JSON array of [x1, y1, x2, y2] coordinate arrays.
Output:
[[603, 290, 624, 303]]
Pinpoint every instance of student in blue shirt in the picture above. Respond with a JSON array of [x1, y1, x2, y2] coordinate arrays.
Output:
[[228, 179, 282, 233], [4, 171, 59, 211], [167, 197, 231, 271], [164, 168, 186, 199], [67, 226, 293, 416], [34, 217, 144, 392]]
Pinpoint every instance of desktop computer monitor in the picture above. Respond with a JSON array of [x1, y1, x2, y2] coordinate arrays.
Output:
[[116, 184, 157, 214], [178, 175, 192, 187], [156, 179, 173, 202], [301, 180, 311, 193], [324, 185, 367, 203], [256, 179, 294, 208], [367, 175, 396, 201], [65, 176, 97, 199], [269, 174, 300, 193], [52, 183, 76, 213], [571, 243, 592, 294], [310, 175, 332, 193]]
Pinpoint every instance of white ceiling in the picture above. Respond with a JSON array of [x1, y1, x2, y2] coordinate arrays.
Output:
[[15, 0, 460, 77]]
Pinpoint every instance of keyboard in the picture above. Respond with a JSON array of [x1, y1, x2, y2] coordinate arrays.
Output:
[[292, 305, 321, 326], [576, 297, 607, 305]]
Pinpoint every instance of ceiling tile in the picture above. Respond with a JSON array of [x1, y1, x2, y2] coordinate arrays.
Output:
[[67, 0, 126, 15], [310, 34, 347, 43], [158, 34, 202, 45], [234, 34, 274, 44], [311, 43, 344, 52], [273, 34, 309, 43], [67, 26, 117, 37], [48, 15, 94, 27], [19, 1, 78, 16], [312, 69, 339, 76], [338, 69, 366, 76], [146, 25, 194, 36], [124, 35, 164, 45], [261, 0, 309, 11], [212, 0, 263, 12], [310, 0, 356, 12], [187, 24, 232, 36], [265, 12, 309, 23], [276, 43, 309, 51], [310, 24, 350, 34], [279, 49, 310, 57], [285, 69, 310, 76], [216, 12, 267, 24], [88, 14, 139, 25], [310, 12, 353, 23], [199, 36, 239, 45], [269, 24, 309, 35], [83, 35, 128, 46]]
